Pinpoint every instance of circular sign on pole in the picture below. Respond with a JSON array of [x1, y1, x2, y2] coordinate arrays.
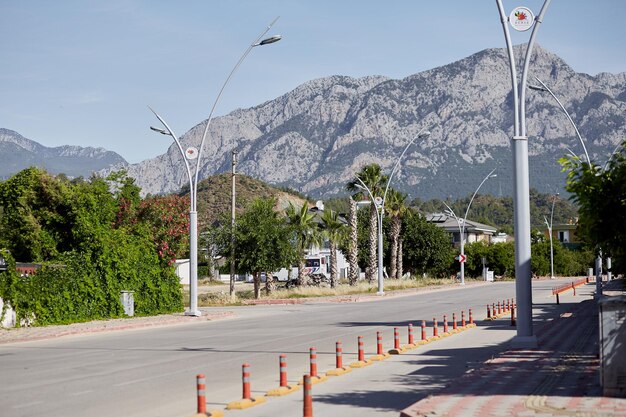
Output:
[[185, 147, 199, 160], [509, 6, 534, 32]]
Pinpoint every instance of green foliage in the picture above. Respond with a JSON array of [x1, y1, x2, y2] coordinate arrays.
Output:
[[464, 242, 515, 277], [0, 169, 184, 326], [463, 240, 594, 279], [401, 209, 455, 277], [560, 143, 626, 271]]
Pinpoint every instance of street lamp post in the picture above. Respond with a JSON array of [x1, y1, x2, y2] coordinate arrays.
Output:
[[544, 192, 559, 279], [149, 18, 281, 316], [355, 130, 431, 295], [443, 168, 497, 286], [495, 0, 551, 348]]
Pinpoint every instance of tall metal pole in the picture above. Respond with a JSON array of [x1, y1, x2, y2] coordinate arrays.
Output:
[[230, 150, 237, 299], [149, 19, 281, 316], [495, 0, 551, 348], [545, 192, 558, 279], [443, 168, 495, 286], [356, 130, 430, 295], [354, 177, 384, 294]]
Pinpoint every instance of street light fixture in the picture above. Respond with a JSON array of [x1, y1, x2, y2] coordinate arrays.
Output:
[[149, 18, 281, 316], [528, 77, 591, 166], [544, 192, 559, 279], [442, 168, 497, 286], [354, 129, 430, 295]]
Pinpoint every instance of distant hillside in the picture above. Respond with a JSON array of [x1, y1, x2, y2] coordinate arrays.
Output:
[[0, 128, 126, 179], [192, 173, 310, 228]]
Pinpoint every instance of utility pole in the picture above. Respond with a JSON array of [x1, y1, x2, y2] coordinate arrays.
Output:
[[230, 150, 237, 299]]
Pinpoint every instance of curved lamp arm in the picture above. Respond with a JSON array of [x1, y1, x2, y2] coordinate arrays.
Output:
[[194, 17, 281, 187], [381, 129, 431, 215], [148, 106, 195, 209], [531, 76, 591, 166], [463, 168, 497, 234], [442, 201, 463, 241]]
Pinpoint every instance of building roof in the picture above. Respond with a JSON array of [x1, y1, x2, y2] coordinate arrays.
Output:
[[426, 213, 497, 234]]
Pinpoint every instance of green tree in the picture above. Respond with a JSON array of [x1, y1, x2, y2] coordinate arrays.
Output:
[[285, 202, 322, 286], [232, 198, 296, 298], [560, 143, 626, 271], [401, 209, 454, 277]]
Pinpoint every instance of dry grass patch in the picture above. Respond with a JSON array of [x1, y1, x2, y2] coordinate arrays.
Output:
[[189, 277, 459, 306]]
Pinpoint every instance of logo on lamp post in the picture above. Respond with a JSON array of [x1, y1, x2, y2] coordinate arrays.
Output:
[[185, 147, 199, 160], [509, 6, 534, 31]]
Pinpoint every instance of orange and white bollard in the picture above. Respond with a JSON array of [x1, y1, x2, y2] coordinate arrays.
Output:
[[443, 315, 449, 334], [377, 332, 383, 355], [394, 327, 400, 349], [511, 304, 516, 326], [358, 336, 365, 362], [280, 354, 288, 387], [452, 313, 458, 331], [433, 318, 438, 337], [408, 323, 414, 345], [335, 341, 343, 369], [461, 310, 466, 327], [493, 303, 496, 316], [487, 304, 491, 319], [196, 374, 206, 414], [421, 320, 427, 341], [242, 363, 251, 400], [572, 282, 576, 296], [469, 308, 474, 325], [497, 302, 501, 315], [303, 374, 313, 417], [309, 347, 318, 378]]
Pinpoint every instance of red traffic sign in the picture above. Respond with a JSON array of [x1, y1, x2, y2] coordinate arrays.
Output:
[[458, 254, 466, 263]]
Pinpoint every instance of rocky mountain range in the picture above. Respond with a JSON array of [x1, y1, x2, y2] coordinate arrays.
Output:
[[5, 44, 625, 201], [113, 44, 625, 200], [0, 128, 126, 179]]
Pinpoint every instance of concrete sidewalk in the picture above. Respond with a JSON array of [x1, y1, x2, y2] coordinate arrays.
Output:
[[401, 280, 626, 417]]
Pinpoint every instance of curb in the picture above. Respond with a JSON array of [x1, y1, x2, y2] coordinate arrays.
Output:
[[266, 384, 300, 397], [226, 396, 266, 410]]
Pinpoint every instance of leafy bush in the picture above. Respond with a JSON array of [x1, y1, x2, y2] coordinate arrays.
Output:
[[0, 169, 184, 326]]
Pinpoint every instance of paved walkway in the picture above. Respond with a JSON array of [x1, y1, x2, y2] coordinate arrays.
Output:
[[401, 279, 626, 417]]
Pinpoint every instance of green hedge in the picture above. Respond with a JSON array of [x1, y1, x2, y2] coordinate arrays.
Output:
[[0, 233, 183, 326]]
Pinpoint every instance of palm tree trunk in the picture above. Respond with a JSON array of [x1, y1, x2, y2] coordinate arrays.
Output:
[[397, 238, 403, 280], [390, 216, 401, 279], [297, 257, 307, 286], [368, 203, 377, 283], [348, 197, 359, 285], [329, 241, 338, 288], [265, 272, 276, 294]]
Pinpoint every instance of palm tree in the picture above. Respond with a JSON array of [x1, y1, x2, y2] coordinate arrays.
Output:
[[285, 202, 322, 286], [347, 196, 359, 285], [321, 209, 346, 288], [346, 164, 388, 283], [385, 188, 407, 280]]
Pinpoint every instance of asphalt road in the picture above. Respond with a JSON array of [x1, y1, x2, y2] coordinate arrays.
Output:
[[0, 279, 562, 417]]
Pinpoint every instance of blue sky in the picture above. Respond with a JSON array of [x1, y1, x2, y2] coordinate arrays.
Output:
[[1, 0, 624, 163]]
